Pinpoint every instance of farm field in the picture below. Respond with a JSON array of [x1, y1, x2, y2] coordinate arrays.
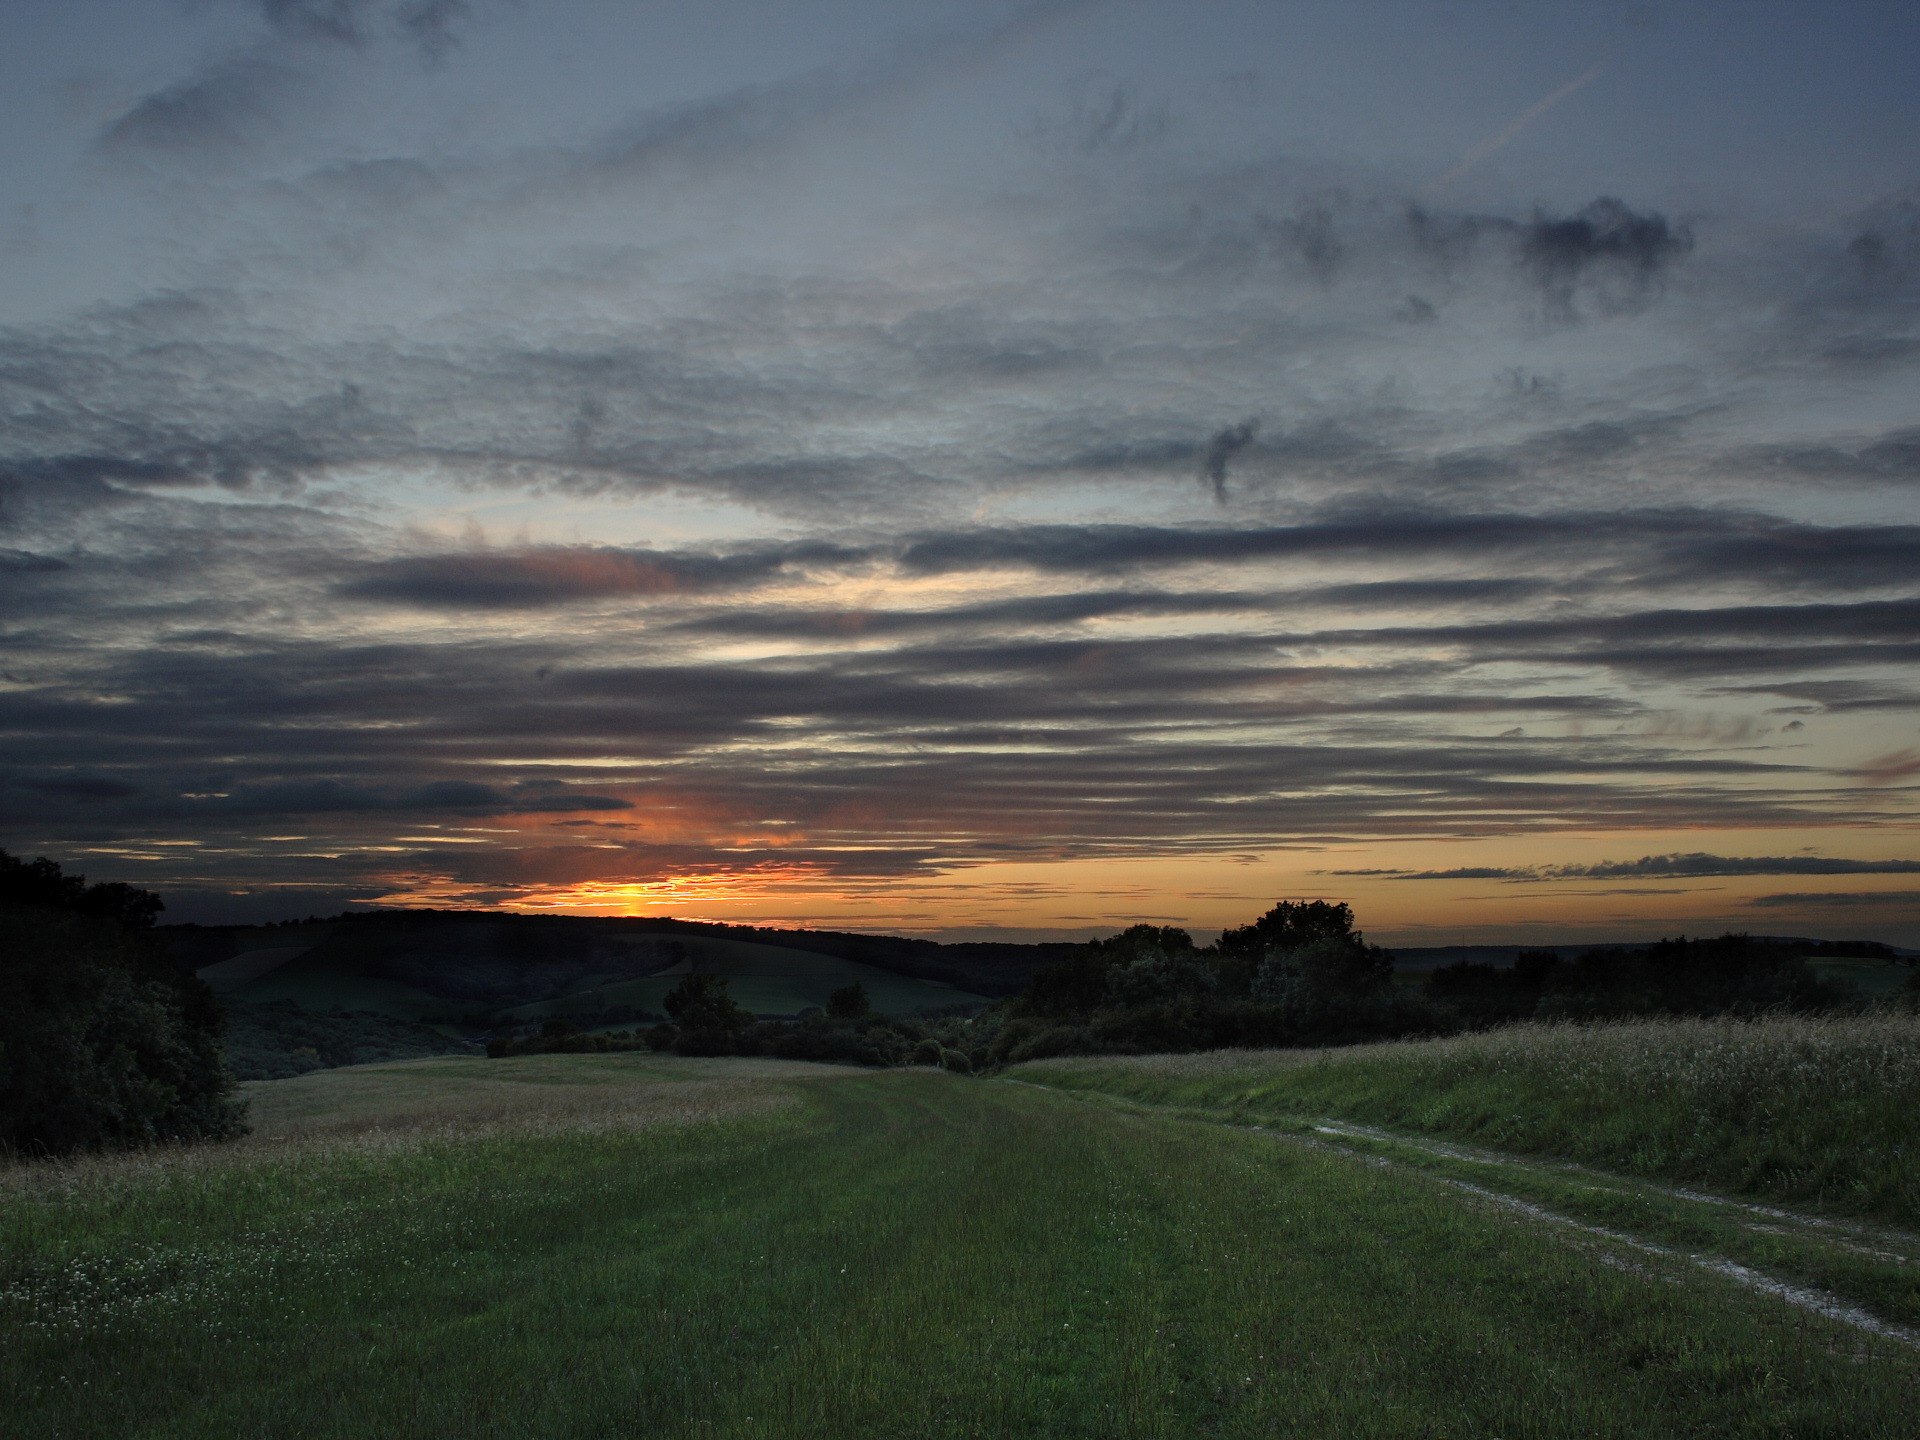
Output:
[[4, 1055, 1917, 1438]]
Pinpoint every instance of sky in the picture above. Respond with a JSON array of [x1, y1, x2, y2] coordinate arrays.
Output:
[[2, 0, 1918, 944]]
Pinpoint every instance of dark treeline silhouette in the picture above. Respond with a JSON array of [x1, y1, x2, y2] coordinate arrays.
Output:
[[1426, 936, 1859, 1027], [486, 898, 1904, 1072], [0, 850, 246, 1156], [982, 903, 1894, 1067], [983, 902, 1425, 1066]]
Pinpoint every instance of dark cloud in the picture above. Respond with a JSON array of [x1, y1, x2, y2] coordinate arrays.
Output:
[[1720, 680, 1920, 713], [1341, 853, 1920, 881], [1200, 419, 1258, 502], [394, 0, 473, 62], [1518, 197, 1693, 320], [1733, 427, 1920, 485], [1746, 890, 1920, 909], [894, 512, 1920, 596], [896, 513, 1593, 575], [21, 774, 139, 801], [0, 550, 68, 574], [96, 58, 308, 160], [190, 779, 630, 815]]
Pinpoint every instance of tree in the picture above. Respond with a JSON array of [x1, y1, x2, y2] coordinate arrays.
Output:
[[1215, 901, 1361, 995], [1252, 933, 1397, 1038], [0, 850, 244, 1156], [0, 850, 165, 929], [662, 973, 750, 1054], [826, 982, 871, 1019]]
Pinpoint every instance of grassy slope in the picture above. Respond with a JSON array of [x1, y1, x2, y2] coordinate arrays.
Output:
[[215, 934, 452, 1020], [1013, 1014, 1920, 1227], [4, 1056, 1917, 1438]]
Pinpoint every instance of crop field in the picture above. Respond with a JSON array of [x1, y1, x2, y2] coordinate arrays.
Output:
[[5, 1050, 1918, 1438]]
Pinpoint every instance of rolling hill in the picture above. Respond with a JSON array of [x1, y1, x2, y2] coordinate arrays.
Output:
[[167, 911, 1013, 1029]]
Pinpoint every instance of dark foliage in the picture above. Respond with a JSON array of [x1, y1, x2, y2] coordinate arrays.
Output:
[[988, 909, 1426, 1065], [1, 849, 165, 929], [1425, 934, 1855, 1022], [1216, 901, 1364, 993], [826, 982, 871, 1019], [224, 1000, 470, 1080], [662, 973, 753, 1055], [0, 851, 244, 1156]]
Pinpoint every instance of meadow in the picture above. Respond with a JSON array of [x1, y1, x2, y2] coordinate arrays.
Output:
[[4, 1046, 1918, 1438]]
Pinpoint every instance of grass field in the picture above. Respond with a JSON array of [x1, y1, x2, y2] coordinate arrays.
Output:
[[5, 1053, 1917, 1438]]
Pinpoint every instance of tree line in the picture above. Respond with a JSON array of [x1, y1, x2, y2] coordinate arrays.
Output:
[[508, 899, 1909, 1073]]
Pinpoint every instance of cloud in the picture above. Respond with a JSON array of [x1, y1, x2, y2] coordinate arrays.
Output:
[[1335, 853, 1920, 881], [95, 1, 493, 164], [338, 542, 864, 608], [1518, 197, 1693, 320], [201, 779, 631, 814], [1852, 747, 1920, 784], [1200, 420, 1259, 502], [3, 10, 1917, 921], [96, 57, 311, 161], [1746, 890, 1920, 909]]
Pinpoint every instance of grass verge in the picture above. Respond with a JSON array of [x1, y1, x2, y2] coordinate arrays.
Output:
[[1013, 1014, 1920, 1226]]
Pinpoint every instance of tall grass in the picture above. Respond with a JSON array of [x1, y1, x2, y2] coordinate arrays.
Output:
[[1016, 1013, 1920, 1225]]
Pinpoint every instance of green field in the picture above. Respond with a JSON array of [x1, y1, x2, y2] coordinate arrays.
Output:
[[5, 1048, 1917, 1437]]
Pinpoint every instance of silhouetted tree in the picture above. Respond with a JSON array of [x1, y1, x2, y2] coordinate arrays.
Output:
[[0, 850, 244, 1155], [826, 982, 871, 1019], [663, 973, 751, 1054]]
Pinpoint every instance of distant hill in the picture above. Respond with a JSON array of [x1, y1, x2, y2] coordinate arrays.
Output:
[[161, 911, 1074, 1033]]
